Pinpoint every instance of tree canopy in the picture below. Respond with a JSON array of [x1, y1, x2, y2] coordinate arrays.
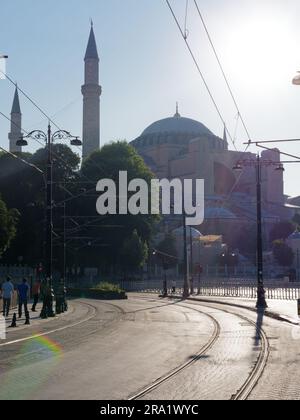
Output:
[[0, 141, 159, 277], [0, 196, 19, 257], [270, 222, 295, 243], [272, 240, 294, 267]]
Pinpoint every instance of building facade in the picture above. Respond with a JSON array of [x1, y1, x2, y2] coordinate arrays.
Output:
[[131, 109, 291, 239]]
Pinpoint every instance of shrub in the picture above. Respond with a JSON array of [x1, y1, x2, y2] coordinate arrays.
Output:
[[92, 282, 123, 293]]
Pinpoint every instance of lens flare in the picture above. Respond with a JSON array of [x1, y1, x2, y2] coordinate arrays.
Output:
[[0, 335, 63, 400]]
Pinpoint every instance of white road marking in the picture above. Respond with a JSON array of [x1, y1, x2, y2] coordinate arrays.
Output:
[[0, 302, 96, 348]]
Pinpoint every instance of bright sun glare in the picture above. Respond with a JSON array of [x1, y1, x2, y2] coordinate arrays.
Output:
[[225, 14, 297, 89]]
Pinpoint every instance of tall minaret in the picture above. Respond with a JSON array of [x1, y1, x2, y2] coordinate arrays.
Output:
[[8, 86, 22, 153], [81, 22, 102, 159]]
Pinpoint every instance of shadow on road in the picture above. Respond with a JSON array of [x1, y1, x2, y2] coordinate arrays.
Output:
[[254, 309, 265, 347], [126, 297, 184, 315]]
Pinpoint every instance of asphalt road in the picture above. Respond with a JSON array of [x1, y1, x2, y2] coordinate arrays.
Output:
[[0, 294, 299, 400]]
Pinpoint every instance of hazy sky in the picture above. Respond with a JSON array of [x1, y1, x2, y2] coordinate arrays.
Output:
[[0, 0, 300, 197]]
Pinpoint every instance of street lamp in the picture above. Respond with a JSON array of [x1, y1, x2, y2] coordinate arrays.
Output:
[[182, 202, 189, 299], [233, 155, 284, 309], [17, 124, 81, 316], [189, 227, 194, 295], [170, 198, 189, 298]]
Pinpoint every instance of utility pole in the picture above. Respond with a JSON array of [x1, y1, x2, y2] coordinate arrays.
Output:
[[256, 155, 267, 309]]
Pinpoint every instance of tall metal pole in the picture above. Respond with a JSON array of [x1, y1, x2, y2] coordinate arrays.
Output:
[[256, 154, 267, 308], [183, 189, 189, 298], [297, 249, 300, 282], [63, 202, 66, 282], [46, 123, 53, 283], [190, 227, 194, 295], [197, 238, 201, 295]]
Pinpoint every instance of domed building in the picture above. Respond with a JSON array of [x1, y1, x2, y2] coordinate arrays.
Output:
[[131, 108, 234, 195], [131, 107, 289, 237]]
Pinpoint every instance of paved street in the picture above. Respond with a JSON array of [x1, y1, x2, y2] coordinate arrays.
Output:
[[0, 294, 300, 400]]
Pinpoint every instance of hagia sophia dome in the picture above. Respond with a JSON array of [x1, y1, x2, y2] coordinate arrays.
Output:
[[131, 108, 225, 150]]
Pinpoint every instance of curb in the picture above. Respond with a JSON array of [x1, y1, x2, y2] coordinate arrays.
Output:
[[166, 295, 300, 326]]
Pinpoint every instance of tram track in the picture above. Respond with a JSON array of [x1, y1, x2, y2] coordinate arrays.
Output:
[[127, 296, 270, 401]]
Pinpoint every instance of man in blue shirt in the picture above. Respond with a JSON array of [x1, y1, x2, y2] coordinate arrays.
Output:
[[1, 277, 14, 317], [17, 278, 29, 318]]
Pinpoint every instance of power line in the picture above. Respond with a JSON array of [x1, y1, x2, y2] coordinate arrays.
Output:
[[0, 145, 44, 175], [193, 0, 252, 142], [1, 70, 110, 181], [165, 0, 237, 151], [0, 108, 97, 197], [0, 70, 61, 131], [257, 144, 300, 162]]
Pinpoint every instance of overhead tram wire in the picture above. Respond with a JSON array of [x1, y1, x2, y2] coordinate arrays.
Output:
[[193, 0, 252, 143], [0, 145, 44, 175], [0, 109, 96, 203], [0, 70, 109, 176], [165, 0, 237, 151], [166, 0, 250, 214], [0, 70, 105, 198]]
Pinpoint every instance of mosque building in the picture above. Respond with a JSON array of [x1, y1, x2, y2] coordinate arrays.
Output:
[[131, 106, 291, 241], [8, 24, 292, 244]]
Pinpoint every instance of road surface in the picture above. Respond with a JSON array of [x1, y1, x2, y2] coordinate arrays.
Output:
[[0, 294, 299, 400]]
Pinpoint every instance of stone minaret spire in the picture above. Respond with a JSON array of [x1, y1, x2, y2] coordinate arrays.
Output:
[[223, 124, 229, 150], [8, 86, 22, 153], [81, 22, 102, 159]]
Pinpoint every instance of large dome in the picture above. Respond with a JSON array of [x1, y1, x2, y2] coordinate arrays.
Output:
[[142, 113, 213, 137]]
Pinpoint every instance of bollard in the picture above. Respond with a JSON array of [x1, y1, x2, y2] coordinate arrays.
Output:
[[9, 313, 17, 328], [297, 299, 300, 318], [24, 311, 30, 325]]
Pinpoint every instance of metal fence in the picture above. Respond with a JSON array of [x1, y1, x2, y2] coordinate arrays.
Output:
[[0, 265, 34, 282], [116, 278, 300, 301]]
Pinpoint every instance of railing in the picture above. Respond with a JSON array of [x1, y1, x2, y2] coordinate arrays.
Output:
[[116, 278, 300, 301], [197, 279, 300, 301], [0, 265, 34, 282]]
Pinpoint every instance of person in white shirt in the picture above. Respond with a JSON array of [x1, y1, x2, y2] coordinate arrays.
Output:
[[1, 277, 14, 317]]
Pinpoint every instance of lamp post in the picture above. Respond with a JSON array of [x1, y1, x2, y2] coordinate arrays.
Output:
[[197, 238, 202, 295], [17, 125, 81, 316], [182, 201, 189, 299], [171, 194, 189, 298], [152, 249, 178, 297], [189, 227, 194, 295], [233, 155, 284, 309]]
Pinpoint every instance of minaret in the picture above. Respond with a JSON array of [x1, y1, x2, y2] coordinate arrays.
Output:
[[81, 22, 102, 159], [223, 124, 229, 150], [8, 86, 22, 153]]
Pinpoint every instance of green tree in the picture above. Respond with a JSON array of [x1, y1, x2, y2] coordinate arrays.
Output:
[[120, 230, 148, 275], [77, 141, 159, 272], [0, 145, 80, 266], [293, 214, 300, 229], [270, 222, 295, 243], [272, 240, 294, 267], [156, 233, 178, 269], [0, 197, 19, 256]]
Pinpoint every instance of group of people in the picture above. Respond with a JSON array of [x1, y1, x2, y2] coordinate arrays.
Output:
[[1, 277, 42, 318]]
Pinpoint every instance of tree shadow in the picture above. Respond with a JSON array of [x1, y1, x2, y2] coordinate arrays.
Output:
[[188, 354, 210, 361]]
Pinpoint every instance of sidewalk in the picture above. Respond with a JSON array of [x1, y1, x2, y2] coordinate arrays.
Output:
[[172, 294, 300, 325]]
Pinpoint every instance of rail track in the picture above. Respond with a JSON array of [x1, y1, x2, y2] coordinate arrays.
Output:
[[128, 296, 270, 401]]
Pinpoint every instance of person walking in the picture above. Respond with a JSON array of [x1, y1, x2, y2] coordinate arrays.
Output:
[[31, 279, 41, 312], [17, 278, 30, 318], [172, 279, 176, 294], [1, 277, 14, 317]]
